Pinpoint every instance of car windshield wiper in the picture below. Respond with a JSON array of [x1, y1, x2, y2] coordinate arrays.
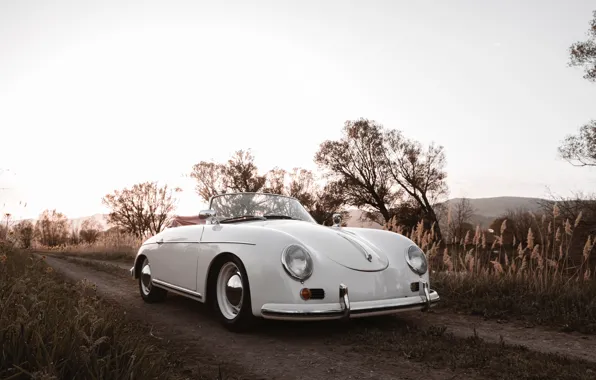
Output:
[[263, 214, 295, 220], [219, 215, 267, 223]]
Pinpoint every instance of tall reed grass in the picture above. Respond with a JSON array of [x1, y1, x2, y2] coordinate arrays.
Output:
[[385, 203, 596, 333]]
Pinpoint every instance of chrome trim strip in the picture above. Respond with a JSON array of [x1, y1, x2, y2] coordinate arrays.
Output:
[[152, 279, 203, 300], [199, 241, 256, 246]]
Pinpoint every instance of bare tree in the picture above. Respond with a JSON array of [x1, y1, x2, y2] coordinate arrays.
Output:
[[569, 10, 596, 82], [447, 198, 476, 244], [35, 209, 70, 247], [383, 130, 449, 240], [314, 118, 399, 222], [558, 120, 596, 167], [223, 150, 267, 192], [13, 220, 34, 248], [79, 219, 102, 244], [191, 149, 267, 202], [102, 182, 181, 238], [263, 167, 287, 194], [286, 168, 348, 225], [190, 161, 227, 202], [501, 207, 543, 245]]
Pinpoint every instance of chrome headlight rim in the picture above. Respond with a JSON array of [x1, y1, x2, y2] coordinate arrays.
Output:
[[405, 244, 428, 275], [281, 243, 314, 281]]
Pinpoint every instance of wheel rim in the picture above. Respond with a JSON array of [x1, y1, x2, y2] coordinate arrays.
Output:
[[141, 258, 152, 295], [216, 262, 244, 320]]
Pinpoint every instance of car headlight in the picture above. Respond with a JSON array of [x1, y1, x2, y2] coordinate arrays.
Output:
[[281, 244, 314, 281], [405, 245, 428, 275]]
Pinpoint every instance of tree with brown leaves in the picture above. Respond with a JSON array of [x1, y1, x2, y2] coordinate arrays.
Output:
[[190, 161, 227, 202], [262, 167, 287, 195], [262, 167, 347, 225], [79, 219, 102, 244], [286, 168, 348, 225], [35, 209, 70, 247], [102, 182, 181, 238], [13, 219, 34, 249], [223, 150, 267, 193], [314, 119, 399, 223], [191, 149, 267, 202]]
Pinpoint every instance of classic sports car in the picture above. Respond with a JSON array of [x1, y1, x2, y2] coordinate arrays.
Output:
[[130, 192, 439, 331]]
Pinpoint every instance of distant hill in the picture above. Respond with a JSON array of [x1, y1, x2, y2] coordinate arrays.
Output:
[[443, 197, 547, 217], [440, 196, 549, 228]]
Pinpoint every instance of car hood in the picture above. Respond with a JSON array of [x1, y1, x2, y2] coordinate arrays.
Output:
[[258, 220, 389, 272]]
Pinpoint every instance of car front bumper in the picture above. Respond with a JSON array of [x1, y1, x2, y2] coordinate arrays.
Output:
[[260, 280, 439, 321]]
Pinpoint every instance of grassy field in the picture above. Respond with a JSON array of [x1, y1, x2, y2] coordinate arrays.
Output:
[[0, 243, 193, 380]]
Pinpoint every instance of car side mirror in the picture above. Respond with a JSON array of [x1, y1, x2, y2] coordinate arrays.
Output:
[[199, 209, 218, 224], [332, 213, 342, 227]]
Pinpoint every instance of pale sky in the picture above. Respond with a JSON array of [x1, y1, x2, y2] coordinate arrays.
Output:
[[1, 0, 596, 220]]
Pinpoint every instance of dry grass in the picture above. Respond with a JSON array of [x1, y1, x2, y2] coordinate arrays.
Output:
[[385, 203, 596, 333], [35, 231, 141, 262], [0, 243, 189, 380]]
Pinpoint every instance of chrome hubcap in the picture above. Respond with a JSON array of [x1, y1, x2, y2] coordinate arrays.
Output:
[[216, 262, 244, 320], [141, 258, 152, 295]]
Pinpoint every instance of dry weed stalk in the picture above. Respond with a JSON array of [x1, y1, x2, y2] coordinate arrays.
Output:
[[36, 231, 142, 261], [383, 203, 595, 290]]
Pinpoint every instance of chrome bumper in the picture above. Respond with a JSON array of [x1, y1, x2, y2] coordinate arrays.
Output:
[[129, 266, 135, 279], [261, 280, 439, 321]]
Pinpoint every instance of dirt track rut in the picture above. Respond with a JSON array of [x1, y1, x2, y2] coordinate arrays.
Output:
[[43, 255, 469, 380]]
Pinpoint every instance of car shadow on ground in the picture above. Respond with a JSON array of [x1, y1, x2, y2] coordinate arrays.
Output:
[[160, 292, 415, 339]]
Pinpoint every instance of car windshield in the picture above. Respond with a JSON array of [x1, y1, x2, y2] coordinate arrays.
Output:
[[209, 193, 316, 223]]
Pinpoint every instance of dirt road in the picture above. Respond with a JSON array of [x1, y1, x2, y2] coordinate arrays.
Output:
[[40, 254, 596, 379], [43, 255, 469, 380]]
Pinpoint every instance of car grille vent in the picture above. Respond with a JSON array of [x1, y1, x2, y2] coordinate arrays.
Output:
[[310, 288, 325, 299]]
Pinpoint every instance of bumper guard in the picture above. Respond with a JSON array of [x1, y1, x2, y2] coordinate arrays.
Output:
[[261, 280, 439, 321]]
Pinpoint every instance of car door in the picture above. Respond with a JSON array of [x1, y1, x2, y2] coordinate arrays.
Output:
[[152, 225, 203, 291]]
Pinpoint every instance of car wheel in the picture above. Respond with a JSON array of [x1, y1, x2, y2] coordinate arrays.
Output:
[[139, 257, 167, 303], [214, 256, 256, 332]]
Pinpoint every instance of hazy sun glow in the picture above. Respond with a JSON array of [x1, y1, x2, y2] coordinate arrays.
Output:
[[1, 0, 595, 220]]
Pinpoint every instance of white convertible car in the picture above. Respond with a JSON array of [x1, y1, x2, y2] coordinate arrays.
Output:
[[130, 192, 439, 331]]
